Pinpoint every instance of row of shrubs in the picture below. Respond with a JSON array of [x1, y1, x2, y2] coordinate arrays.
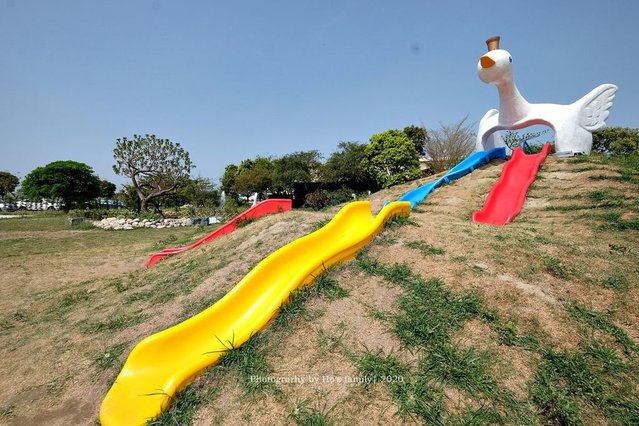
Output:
[[303, 188, 368, 210], [70, 201, 249, 222]]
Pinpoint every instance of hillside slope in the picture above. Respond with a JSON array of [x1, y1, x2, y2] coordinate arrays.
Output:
[[183, 154, 639, 425], [0, 154, 637, 425]]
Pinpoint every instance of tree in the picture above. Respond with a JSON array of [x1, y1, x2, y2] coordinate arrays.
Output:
[[592, 127, 639, 154], [363, 129, 422, 188], [0, 171, 19, 198], [112, 134, 193, 212], [99, 179, 117, 198], [165, 176, 219, 208], [220, 164, 239, 194], [403, 125, 428, 157], [322, 142, 378, 191], [181, 177, 218, 207], [232, 157, 273, 199], [272, 151, 322, 198], [21, 161, 100, 212], [424, 117, 476, 173], [115, 185, 139, 210], [501, 128, 551, 153]]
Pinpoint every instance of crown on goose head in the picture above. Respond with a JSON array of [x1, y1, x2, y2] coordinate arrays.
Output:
[[486, 36, 500, 51]]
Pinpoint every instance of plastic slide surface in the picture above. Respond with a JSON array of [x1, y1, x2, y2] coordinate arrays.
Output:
[[399, 147, 506, 209], [146, 199, 292, 267], [100, 200, 411, 425], [472, 143, 551, 225]]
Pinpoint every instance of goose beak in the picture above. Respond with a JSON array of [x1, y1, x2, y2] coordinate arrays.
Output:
[[480, 55, 495, 68]]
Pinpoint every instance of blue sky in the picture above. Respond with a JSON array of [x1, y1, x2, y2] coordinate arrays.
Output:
[[1, 0, 638, 187]]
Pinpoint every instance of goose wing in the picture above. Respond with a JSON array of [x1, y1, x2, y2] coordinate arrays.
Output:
[[579, 84, 617, 131]]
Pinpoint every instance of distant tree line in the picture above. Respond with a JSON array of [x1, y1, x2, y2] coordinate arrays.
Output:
[[8, 124, 634, 215], [218, 126, 428, 209]]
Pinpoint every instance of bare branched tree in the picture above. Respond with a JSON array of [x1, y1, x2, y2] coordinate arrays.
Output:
[[424, 117, 476, 173]]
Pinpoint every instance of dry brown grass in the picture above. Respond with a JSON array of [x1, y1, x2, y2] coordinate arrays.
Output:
[[1, 155, 637, 425]]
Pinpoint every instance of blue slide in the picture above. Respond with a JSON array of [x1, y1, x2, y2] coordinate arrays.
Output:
[[399, 147, 506, 209]]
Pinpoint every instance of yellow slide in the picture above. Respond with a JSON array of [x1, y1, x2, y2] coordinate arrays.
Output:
[[100, 201, 411, 425]]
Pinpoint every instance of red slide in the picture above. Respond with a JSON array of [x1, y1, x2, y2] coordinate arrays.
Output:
[[472, 143, 550, 226], [146, 198, 292, 267]]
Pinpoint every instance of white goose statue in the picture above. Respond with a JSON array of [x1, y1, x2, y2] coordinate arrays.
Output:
[[476, 36, 617, 155]]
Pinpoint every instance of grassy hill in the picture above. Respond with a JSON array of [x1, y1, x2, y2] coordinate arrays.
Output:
[[0, 154, 637, 425]]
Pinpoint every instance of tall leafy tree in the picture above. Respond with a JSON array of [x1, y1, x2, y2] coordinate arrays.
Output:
[[99, 179, 117, 198], [272, 151, 322, 198], [220, 164, 239, 195], [232, 157, 273, 199], [165, 176, 219, 208], [403, 125, 428, 157], [112, 134, 193, 212], [21, 161, 100, 212], [322, 142, 377, 191], [0, 171, 19, 198], [363, 130, 422, 188]]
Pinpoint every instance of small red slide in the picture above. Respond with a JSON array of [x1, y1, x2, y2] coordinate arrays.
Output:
[[472, 143, 550, 226], [146, 198, 292, 267]]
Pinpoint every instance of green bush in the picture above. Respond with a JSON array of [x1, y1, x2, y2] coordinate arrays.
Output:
[[304, 190, 330, 210], [71, 208, 128, 220], [326, 188, 357, 205], [592, 128, 639, 154], [610, 138, 639, 155]]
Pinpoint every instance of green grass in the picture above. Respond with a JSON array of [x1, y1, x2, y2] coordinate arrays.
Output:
[[94, 342, 129, 371], [377, 233, 397, 245], [352, 252, 529, 422], [420, 344, 501, 399], [236, 217, 257, 228], [580, 154, 639, 186], [81, 312, 147, 334], [55, 288, 93, 316], [405, 240, 445, 256], [274, 271, 348, 329], [354, 349, 409, 387], [0, 213, 69, 231], [316, 323, 347, 352], [385, 215, 419, 228], [531, 347, 639, 425], [493, 320, 542, 352], [124, 290, 154, 304], [178, 294, 224, 322], [158, 268, 350, 421], [353, 252, 481, 348], [543, 256, 570, 279], [214, 332, 279, 397], [311, 217, 331, 232], [0, 404, 15, 419], [355, 252, 639, 424], [46, 373, 71, 396], [566, 304, 639, 355], [601, 213, 639, 231], [291, 400, 334, 426], [148, 383, 203, 426], [126, 255, 227, 306], [355, 348, 445, 424], [107, 278, 128, 293], [544, 189, 627, 212], [600, 274, 629, 291]]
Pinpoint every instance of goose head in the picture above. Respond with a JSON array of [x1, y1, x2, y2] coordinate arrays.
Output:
[[477, 48, 514, 85]]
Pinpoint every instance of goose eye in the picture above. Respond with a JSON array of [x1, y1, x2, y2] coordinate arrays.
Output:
[[509, 56, 512, 63]]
